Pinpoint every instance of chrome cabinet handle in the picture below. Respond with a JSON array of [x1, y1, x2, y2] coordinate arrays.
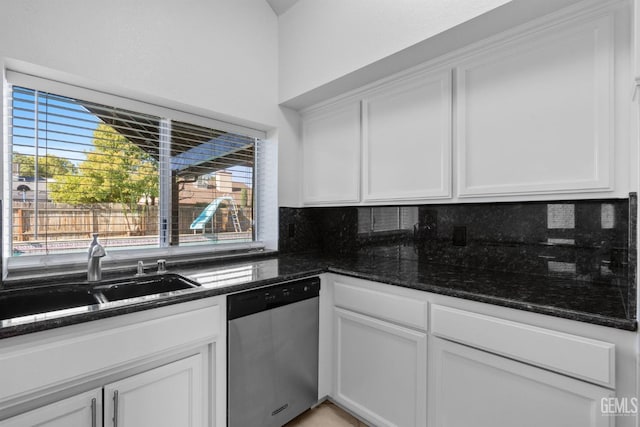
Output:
[[91, 398, 97, 427], [113, 390, 119, 427]]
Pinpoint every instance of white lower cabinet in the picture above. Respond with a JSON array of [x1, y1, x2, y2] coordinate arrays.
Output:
[[0, 298, 224, 427], [0, 355, 204, 427], [104, 355, 203, 427], [333, 307, 427, 427], [0, 389, 102, 427], [428, 336, 614, 427], [323, 274, 635, 427]]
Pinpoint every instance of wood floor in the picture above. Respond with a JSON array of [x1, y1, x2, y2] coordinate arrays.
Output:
[[284, 401, 368, 427]]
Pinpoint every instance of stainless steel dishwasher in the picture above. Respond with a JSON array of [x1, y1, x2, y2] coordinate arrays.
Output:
[[227, 277, 320, 427]]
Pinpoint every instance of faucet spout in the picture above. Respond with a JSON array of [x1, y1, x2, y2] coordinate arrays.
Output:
[[87, 234, 106, 282]]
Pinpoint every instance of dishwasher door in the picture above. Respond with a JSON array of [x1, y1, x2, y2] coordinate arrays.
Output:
[[228, 296, 319, 427]]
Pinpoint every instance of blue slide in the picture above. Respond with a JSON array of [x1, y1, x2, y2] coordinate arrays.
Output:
[[190, 196, 234, 230]]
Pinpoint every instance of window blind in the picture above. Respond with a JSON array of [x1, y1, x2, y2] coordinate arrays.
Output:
[[169, 120, 255, 246], [6, 84, 256, 257]]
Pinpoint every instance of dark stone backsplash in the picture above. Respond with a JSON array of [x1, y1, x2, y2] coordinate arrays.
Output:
[[279, 195, 637, 318]]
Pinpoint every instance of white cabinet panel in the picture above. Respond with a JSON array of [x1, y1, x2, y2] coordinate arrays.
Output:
[[430, 304, 615, 387], [333, 276, 428, 331], [429, 337, 614, 427], [0, 304, 219, 404], [104, 355, 204, 427], [363, 70, 452, 201], [0, 389, 102, 427], [456, 14, 614, 197], [333, 307, 427, 427], [302, 102, 361, 204]]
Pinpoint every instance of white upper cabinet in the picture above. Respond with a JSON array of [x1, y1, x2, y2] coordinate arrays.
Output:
[[302, 102, 361, 205], [299, 1, 631, 205], [362, 70, 452, 202], [301, 69, 453, 206], [456, 14, 615, 197]]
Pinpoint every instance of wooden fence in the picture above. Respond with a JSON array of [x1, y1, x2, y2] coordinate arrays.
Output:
[[12, 202, 252, 242]]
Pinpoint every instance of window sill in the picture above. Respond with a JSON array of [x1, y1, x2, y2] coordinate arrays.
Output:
[[4, 242, 267, 283]]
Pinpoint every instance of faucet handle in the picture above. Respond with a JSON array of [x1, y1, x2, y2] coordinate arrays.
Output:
[[135, 260, 145, 276], [157, 259, 167, 274], [90, 243, 106, 258], [88, 234, 106, 258]]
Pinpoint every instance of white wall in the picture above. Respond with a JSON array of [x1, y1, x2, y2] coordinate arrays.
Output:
[[0, 0, 278, 129], [278, 0, 512, 104], [278, 0, 590, 108], [277, 106, 302, 207], [0, 0, 280, 254]]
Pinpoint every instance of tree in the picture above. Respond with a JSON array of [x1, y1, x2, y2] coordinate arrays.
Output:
[[50, 123, 159, 234], [240, 188, 248, 207], [13, 153, 76, 179]]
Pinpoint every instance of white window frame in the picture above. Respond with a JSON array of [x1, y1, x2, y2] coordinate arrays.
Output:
[[2, 71, 275, 281]]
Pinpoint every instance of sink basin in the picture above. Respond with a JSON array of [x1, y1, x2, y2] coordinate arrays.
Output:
[[0, 273, 201, 322], [95, 273, 200, 302], [0, 285, 99, 320]]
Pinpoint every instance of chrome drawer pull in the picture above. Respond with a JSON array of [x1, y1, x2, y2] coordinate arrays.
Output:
[[91, 397, 97, 427], [113, 390, 119, 427]]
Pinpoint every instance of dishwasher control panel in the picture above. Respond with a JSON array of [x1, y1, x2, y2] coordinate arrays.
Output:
[[227, 277, 320, 320]]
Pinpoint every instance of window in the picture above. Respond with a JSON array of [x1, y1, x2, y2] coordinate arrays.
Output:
[[4, 80, 263, 264]]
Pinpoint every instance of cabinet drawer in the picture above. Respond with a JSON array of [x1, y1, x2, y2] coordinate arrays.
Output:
[[0, 301, 220, 404], [430, 304, 615, 388], [429, 337, 614, 427], [333, 277, 428, 331]]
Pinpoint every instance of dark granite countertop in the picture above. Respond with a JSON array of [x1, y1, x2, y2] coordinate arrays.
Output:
[[0, 249, 636, 339], [176, 250, 637, 331]]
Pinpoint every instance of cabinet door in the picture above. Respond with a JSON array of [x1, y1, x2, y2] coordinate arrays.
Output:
[[104, 355, 203, 427], [0, 388, 102, 427], [456, 15, 614, 197], [302, 102, 361, 205], [362, 70, 452, 202], [333, 307, 427, 427], [428, 337, 614, 427]]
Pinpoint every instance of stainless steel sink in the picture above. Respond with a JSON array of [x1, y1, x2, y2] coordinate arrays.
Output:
[[0, 285, 100, 320], [0, 273, 201, 321], [94, 273, 200, 302]]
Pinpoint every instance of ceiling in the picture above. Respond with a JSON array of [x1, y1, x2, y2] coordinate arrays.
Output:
[[265, 0, 299, 16], [84, 104, 255, 177]]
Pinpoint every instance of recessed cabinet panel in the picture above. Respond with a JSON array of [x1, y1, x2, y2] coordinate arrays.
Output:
[[430, 304, 615, 387], [363, 71, 452, 201], [0, 389, 102, 427], [333, 278, 428, 331], [334, 308, 427, 427], [302, 102, 361, 204], [428, 337, 614, 427], [456, 15, 614, 197], [0, 304, 219, 404], [104, 355, 204, 427]]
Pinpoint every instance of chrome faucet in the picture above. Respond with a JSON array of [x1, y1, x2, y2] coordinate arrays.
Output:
[[87, 233, 106, 282]]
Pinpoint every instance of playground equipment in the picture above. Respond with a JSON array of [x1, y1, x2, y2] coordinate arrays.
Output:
[[189, 195, 242, 232]]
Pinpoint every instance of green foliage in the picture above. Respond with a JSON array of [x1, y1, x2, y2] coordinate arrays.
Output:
[[13, 153, 76, 179], [240, 188, 248, 207], [50, 123, 159, 209]]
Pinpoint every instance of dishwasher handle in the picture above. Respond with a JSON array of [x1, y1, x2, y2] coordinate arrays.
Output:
[[227, 277, 320, 320]]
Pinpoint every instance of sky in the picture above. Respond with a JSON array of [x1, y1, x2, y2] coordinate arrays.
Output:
[[12, 86, 98, 164]]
